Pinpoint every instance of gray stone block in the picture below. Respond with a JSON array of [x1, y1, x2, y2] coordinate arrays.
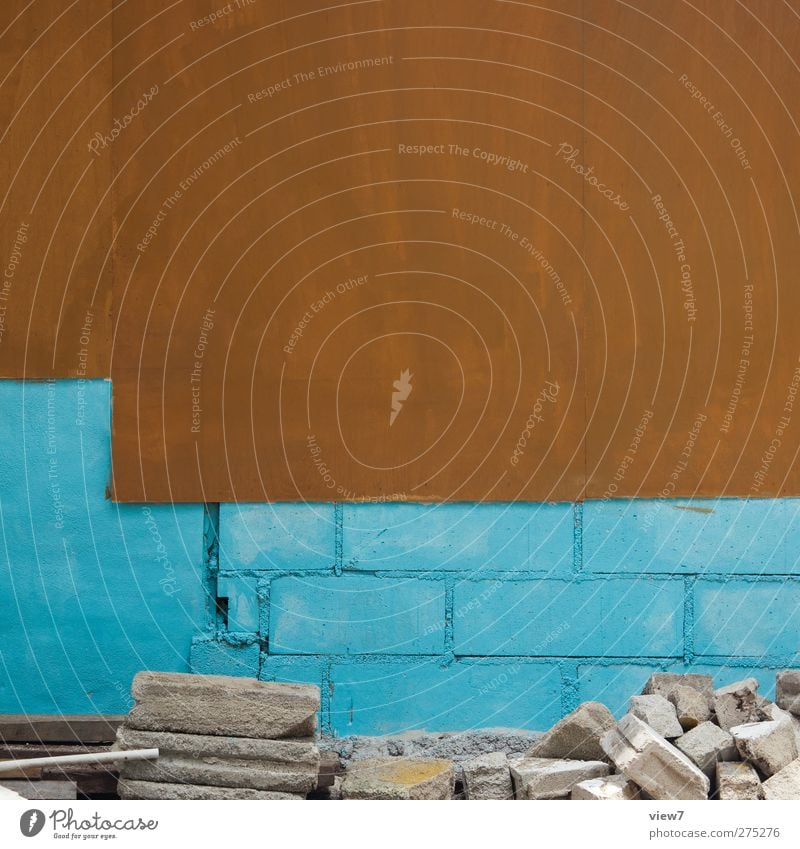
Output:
[[510, 757, 609, 800], [629, 695, 683, 739], [674, 722, 737, 778], [462, 752, 513, 800], [762, 758, 800, 800], [713, 682, 764, 732], [117, 778, 303, 800], [669, 685, 711, 731], [571, 774, 640, 800], [341, 759, 453, 800], [731, 720, 799, 777], [642, 673, 713, 700], [128, 672, 319, 739], [527, 701, 615, 762], [762, 703, 800, 750], [601, 713, 709, 800], [716, 762, 763, 800], [776, 670, 800, 716]]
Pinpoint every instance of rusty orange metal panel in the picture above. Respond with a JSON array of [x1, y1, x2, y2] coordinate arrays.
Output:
[[0, 0, 112, 378], [109, 0, 587, 501]]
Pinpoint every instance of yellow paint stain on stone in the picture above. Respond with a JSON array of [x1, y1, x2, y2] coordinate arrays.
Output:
[[375, 760, 450, 786]]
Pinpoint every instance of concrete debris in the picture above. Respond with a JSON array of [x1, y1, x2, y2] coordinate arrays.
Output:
[[128, 672, 319, 739], [320, 728, 539, 780], [713, 684, 765, 732], [730, 720, 799, 777], [571, 774, 640, 800], [340, 758, 454, 800], [526, 701, 615, 762], [762, 758, 800, 800], [642, 673, 713, 701], [462, 752, 513, 800], [629, 694, 684, 739], [674, 722, 737, 778], [118, 778, 303, 800], [510, 756, 609, 799], [761, 703, 800, 750], [716, 762, 763, 800], [776, 670, 800, 716], [669, 685, 711, 730], [601, 713, 709, 800]]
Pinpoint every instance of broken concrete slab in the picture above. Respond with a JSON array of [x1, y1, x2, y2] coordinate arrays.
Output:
[[630, 695, 683, 739], [462, 752, 513, 800], [715, 678, 759, 698], [762, 703, 800, 751], [674, 722, 737, 778], [527, 702, 615, 762], [571, 774, 640, 800], [776, 670, 800, 716], [117, 778, 303, 800], [340, 759, 453, 800], [713, 684, 764, 732], [669, 685, 711, 730], [601, 713, 709, 800], [642, 673, 713, 701], [716, 762, 763, 800], [730, 720, 798, 777], [762, 758, 800, 800], [128, 672, 319, 739], [510, 757, 609, 800]]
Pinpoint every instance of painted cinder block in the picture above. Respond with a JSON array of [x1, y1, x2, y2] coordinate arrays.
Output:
[[269, 576, 446, 655], [453, 578, 684, 657], [342, 502, 574, 574], [216, 575, 260, 632], [219, 503, 335, 571], [0, 380, 206, 714], [584, 498, 800, 574], [328, 658, 562, 735], [190, 637, 260, 679], [693, 579, 800, 658], [576, 663, 779, 717]]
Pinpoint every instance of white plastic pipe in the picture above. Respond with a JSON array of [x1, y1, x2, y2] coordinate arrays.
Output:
[[0, 748, 159, 774]]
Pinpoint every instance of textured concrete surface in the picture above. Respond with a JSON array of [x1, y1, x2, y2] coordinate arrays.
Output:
[[340, 758, 453, 800], [128, 672, 319, 739], [117, 779, 302, 800]]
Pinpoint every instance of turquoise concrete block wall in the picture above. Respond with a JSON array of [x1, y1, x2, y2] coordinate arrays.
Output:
[[0, 380, 207, 713], [2, 380, 798, 735]]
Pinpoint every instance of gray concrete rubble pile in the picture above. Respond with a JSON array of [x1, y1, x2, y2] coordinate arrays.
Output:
[[333, 670, 800, 800], [115, 672, 321, 800]]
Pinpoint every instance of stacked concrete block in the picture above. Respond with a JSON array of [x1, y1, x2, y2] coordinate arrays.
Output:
[[116, 672, 320, 800], [629, 695, 683, 739]]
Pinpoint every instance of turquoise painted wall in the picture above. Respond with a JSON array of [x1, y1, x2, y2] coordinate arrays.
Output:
[[1, 380, 798, 734]]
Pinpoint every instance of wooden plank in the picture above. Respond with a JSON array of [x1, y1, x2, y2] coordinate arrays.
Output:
[[0, 715, 125, 745]]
